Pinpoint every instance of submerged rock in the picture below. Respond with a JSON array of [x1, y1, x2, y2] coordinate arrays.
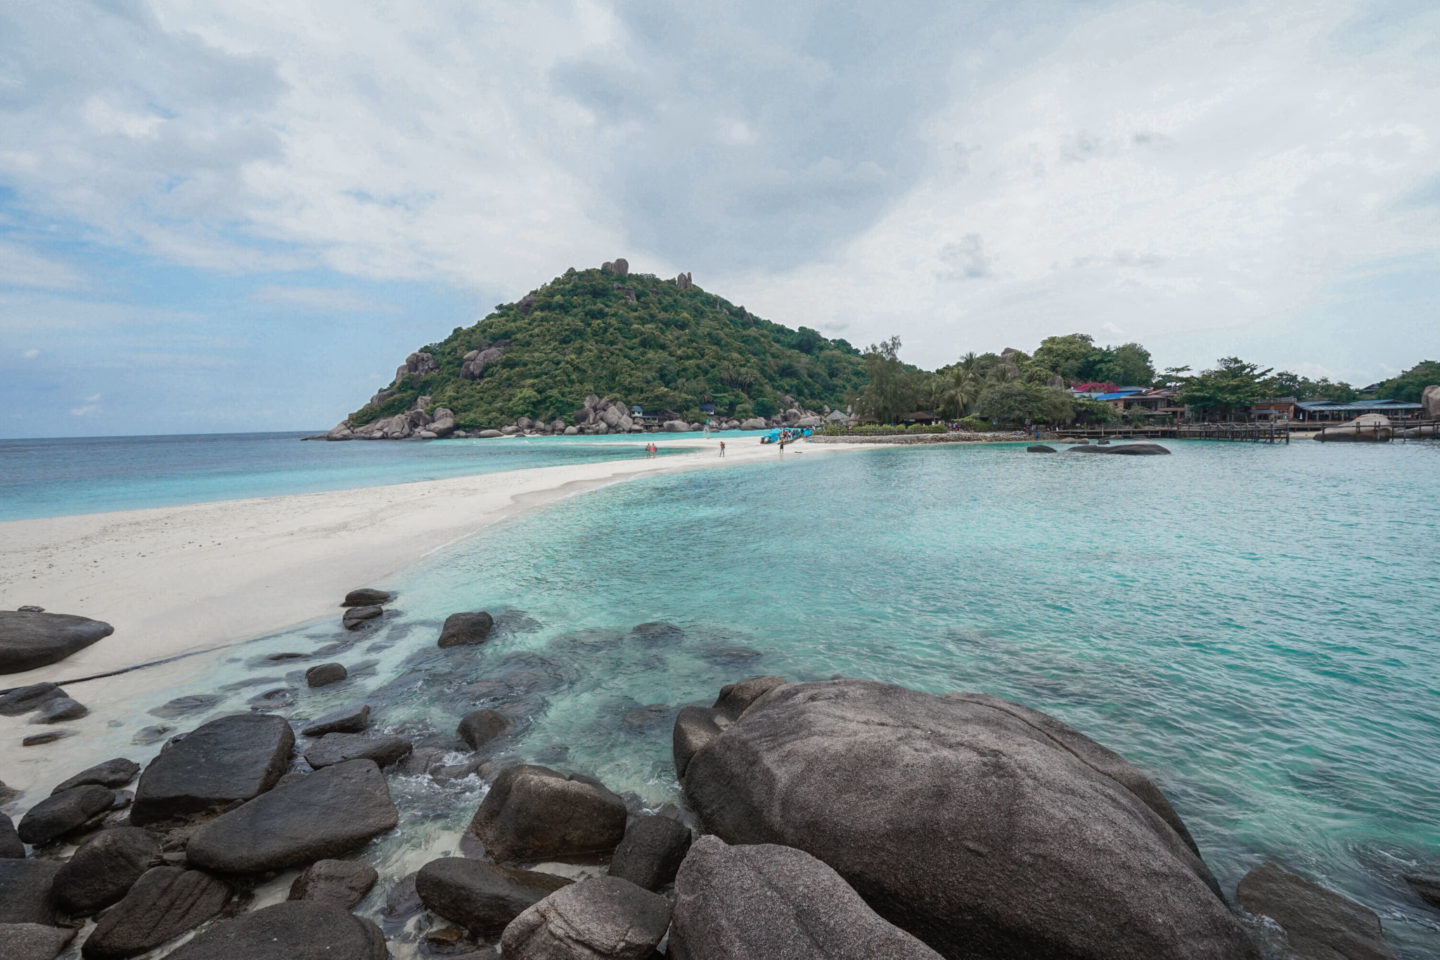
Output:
[[680, 678, 1255, 960], [467, 764, 627, 863], [439, 611, 495, 647], [458, 708, 510, 750], [0, 683, 67, 717], [148, 694, 221, 719], [21, 731, 72, 747], [81, 866, 231, 959], [670, 835, 942, 960], [0, 612, 113, 674], [343, 605, 384, 630], [29, 696, 87, 724], [17, 785, 115, 845], [415, 857, 570, 937], [1026, 444, 1057, 453], [0, 859, 62, 924], [53, 827, 162, 915], [305, 663, 347, 687], [52, 757, 140, 794], [608, 814, 692, 892], [162, 901, 387, 960], [0, 923, 76, 960], [186, 759, 398, 873], [1236, 861, 1396, 960], [130, 713, 294, 826], [1404, 873, 1440, 909], [501, 876, 671, 960], [289, 859, 379, 909]]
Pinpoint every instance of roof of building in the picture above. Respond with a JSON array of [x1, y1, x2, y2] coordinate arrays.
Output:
[[1295, 399, 1422, 412]]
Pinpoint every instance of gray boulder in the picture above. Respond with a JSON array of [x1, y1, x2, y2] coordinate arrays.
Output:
[[439, 611, 494, 647], [306, 662, 347, 687], [17, 785, 114, 845], [608, 814, 692, 891], [303, 733, 412, 769], [663, 420, 688, 432], [0, 812, 23, 858], [501, 876, 670, 960], [739, 418, 766, 430], [52, 757, 140, 794], [0, 612, 113, 674], [0, 683, 67, 716], [80, 866, 230, 959], [300, 703, 369, 737], [163, 900, 386, 960], [680, 679, 1255, 960], [342, 605, 383, 629], [416, 857, 570, 937], [186, 759, 398, 873], [1066, 442, 1171, 455], [669, 836, 943, 960], [342, 588, 392, 607], [130, 713, 294, 826], [458, 708, 510, 750], [673, 706, 729, 780], [29, 697, 87, 724], [0, 859, 62, 924], [1236, 861, 1395, 960], [467, 765, 628, 863], [53, 827, 162, 915], [1027, 444, 1057, 453], [713, 675, 786, 721], [1422, 384, 1439, 420], [0, 923, 75, 960], [288, 859, 379, 909], [480, 428, 505, 438]]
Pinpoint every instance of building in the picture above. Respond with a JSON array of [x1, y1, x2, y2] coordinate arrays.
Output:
[[1293, 399, 1424, 422]]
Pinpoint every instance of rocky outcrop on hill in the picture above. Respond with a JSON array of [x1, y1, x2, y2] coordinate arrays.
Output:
[[0, 612, 114, 674], [678, 678, 1257, 960], [601, 258, 629, 276], [675, 271, 693, 290], [462, 345, 507, 380]]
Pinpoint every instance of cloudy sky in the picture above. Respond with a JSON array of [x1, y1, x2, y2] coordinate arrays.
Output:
[[2, 0, 1437, 437]]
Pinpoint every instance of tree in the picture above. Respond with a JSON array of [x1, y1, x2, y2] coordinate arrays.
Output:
[[857, 336, 924, 422], [1178, 357, 1273, 419], [1031, 334, 1097, 381], [1093, 343, 1155, 387], [976, 381, 1074, 427], [1373, 360, 1440, 402]]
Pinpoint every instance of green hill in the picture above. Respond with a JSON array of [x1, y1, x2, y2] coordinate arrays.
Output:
[[346, 264, 865, 431]]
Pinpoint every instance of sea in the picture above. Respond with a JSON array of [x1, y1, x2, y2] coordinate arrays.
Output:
[[5, 432, 1440, 956]]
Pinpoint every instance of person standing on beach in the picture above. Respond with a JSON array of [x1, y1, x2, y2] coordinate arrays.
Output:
[[719, 441, 726, 458]]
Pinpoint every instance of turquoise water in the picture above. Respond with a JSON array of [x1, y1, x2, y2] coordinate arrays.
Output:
[[0, 431, 712, 521], [16, 438, 1440, 956]]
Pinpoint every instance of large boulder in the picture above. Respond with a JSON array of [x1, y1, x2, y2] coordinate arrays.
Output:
[[17, 785, 115, 845], [739, 418, 767, 430], [0, 612, 113, 674], [439, 611, 495, 647], [300, 703, 369, 737], [669, 836, 943, 960], [1066, 443, 1171, 455], [186, 759, 398, 874], [80, 866, 230, 959], [680, 679, 1256, 960], [501, 876, 670, 960], [288, 859, 379, 909], [0, 923, 76, 960], [53, 827, 162, 915], [608, 815, 692, 891], [52, 757, 140, 794], [342, 588, 392, 607], [416, 857, 570, 937], [467, 765, 627, 863], [0, 859, 62, 924], [1422, 384, 1439, 420], [130, 713, 294, 826], [663, 420, 689, 432], [1236, 861, 1396, 960], [0, 683, 67, 716], [305, 663, 347, 687], [458, 708, 510, 750], [303, 733, 412, 769], [161, 901, 386, 960], [0, 812, 23, 858]]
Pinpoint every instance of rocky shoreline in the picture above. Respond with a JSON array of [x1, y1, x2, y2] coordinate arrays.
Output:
[[1, 598, 1426, 959]]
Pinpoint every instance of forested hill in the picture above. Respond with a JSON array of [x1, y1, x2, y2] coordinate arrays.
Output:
[[345, 262, 865, 431]]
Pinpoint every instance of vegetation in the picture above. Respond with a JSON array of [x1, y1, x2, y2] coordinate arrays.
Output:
[[1373, 360, 1440, 403], [348, 269, 866, 429]]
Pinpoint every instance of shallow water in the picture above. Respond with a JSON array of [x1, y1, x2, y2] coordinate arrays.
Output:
[[10, 438, 1440, 957], [0, 430, 715, 521]]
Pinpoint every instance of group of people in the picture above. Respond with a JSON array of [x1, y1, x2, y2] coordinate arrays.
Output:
[[643, 442, 659, 458]]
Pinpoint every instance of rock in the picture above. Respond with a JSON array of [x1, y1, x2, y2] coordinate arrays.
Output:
[[0, 859, 62, 924], [681, 679, 1254, 960], [0, 683, 67, 716], [712, 675, 786, 721], [1236, 861, 1395, 960], [1066, 442, 1171, 455], [288, 859, 379, 909], [439, 611, 494, 647], [301, 704, 370, 737], [431, 416, 457, 437], [608, 815, 691, 891], [602, 258, 629, 276], [29, 696, 87, 724], [662, 420, 687, 432], [0, 612, 113, 674], [458, 708, 511, 750], [502, 425, 519, 435], [163, 900, 386, 960], [1423, 384, 1440, 420], [403, 351, 439, 376], [1404, 873, 1440, 909], [149, 694, 222, 718], [80, 866, 229, 958], [739, 418, 766, 430], [0, 923, 76, 960], [416, 857, 570, 937], [52, 757, 140, 794], [0, 812, 23, 858], [186, 759, 398, 873], [303, 733, 412, 769], [676, 272, 692, 290], [468, 765, 628, 863], [563, 426, 579, 436], [17, 785, 115, 845], [325, 421, 354, 441], [669, 835, 943, 960], [1027, 444, 1057, 453], [22, 731, 71, 747], [131, 725, 171, 745], [343, 588, 392, 607], [672, 706, 729, 780], [797, 416, 822, 428], [501, 876, 670, 960], [130, 713, 295, 826], [478, 428, 504, 438], [305, 663, 347, 687], [343, 605, 384, 630], [53, 827, 162, 915]]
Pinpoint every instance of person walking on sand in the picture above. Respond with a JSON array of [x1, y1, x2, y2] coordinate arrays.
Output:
[[719, 440, 725, 458]]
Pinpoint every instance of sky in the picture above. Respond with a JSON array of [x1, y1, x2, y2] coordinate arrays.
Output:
[[1, 0, 1437, 437]]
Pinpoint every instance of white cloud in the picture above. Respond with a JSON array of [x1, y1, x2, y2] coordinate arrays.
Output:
[[0, 241, 89, 291], [22, 348, 39, 358], [253, 285, 400, 313], [71, 393, 101, 416]]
